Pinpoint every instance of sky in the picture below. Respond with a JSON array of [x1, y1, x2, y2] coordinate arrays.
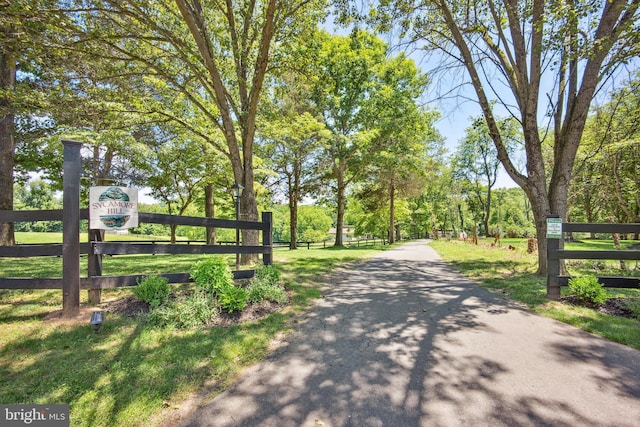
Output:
[[432, 100, 519, 189], [326, 16, 521, 190], [419, 59, 520, 190]]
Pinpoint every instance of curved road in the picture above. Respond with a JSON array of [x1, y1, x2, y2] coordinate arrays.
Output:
[[179, 240, 640, 426]]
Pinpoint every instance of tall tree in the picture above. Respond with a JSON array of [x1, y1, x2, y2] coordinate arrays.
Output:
[[260, 111, 329, 249], [359, 107, 441, 244], [67, 0, 326, 259], [452, 116, 521, 237], [365, 54, 439, 244], [310, 30, 427, 246], [363, 0, 639, 273], [258, 69, 330, 249], [0, 14, 16, 244], [138, 133, 208, 243], [0, 0, 68, 245], [571, 74, 640, 225]]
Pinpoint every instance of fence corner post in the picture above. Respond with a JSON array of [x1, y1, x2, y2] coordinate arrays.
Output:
[[262, 211, 273, 266], [546, 214, 562, 300], [62, 140, 82, 317]]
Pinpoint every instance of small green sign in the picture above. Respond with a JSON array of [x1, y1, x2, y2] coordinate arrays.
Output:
[[547, 218, 562, 239]]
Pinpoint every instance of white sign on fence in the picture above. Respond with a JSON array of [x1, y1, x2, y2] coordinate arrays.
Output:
[[89, 187, 138, 230], [546, 217, 562, 239]]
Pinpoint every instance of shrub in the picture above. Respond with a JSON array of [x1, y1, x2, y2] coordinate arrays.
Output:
[[190, 257, 233, 295], [147, 291, 218, 329], [254, 265, 281, 287], [247, 265, 287, 304], [625, 299, 640, 321], [247, 280, 288, 304], [133, 275, 170, 308], [218, 285, 248, 313], [174, 291, 219, 327], [568, 276, 607, 305]]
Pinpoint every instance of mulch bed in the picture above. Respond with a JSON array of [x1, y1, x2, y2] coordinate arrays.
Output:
[[559, 295, 638, 319], [101, 294, 286, 327], [209, 300, 284, 327], [103, 296, 151, 318]]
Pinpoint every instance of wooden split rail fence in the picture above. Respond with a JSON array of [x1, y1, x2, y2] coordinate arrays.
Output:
[[0, 140, 273, 317], [546, 216, 640, 299]]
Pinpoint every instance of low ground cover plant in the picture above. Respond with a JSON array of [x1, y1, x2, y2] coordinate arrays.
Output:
[[247, 265, 288, 304], [190, 257, 248, 313], [254, 264, 280, 286], [217, 285, 248, 313], [625, 299, 640, 321], [146, 290, 219, 329], [190, 257, 234, 296]]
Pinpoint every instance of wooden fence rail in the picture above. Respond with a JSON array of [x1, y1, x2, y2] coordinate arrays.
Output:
[[0, 209, 273, 287], [0, 140, 273, 316], [546, 216, 640, 299], [348, 237, 388, 247]]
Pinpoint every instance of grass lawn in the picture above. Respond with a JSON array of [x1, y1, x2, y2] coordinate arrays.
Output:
[[2, 233, 639, 426], [0, 234, 393, 426], [429, 237, 640, 350]]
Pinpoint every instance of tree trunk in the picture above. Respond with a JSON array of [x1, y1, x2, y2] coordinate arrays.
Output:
[[484, 186, 491, 238], [431, 0, 637, 275], [388, 183, 395, 244], [0, 40, 16, 246], [289, 195, 298, 250], [170, 224, 177, 244], [584, 195, 596, 239], [205, 183, 216, 244], [524, 181, 552, 275], [175, 0, 271, 265], [239, 172, 259, 264], [334, 175, 345, 247], [289, 161, 302, 250]]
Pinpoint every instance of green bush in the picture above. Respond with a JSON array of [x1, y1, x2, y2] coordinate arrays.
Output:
[[190, 257, 248, 313], [133, 275, 170, 308], [247, 280, 288, 304], [218, 285, 248, 313], [568, 276, 608, 305], [254, 265, 281, 286], [190, 257, 233, 295], [625, 299, 640, 321], [146, 291, 218, 329], [246, 265, 287, 304]]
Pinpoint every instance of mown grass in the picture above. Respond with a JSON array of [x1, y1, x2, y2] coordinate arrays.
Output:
[[0, 233, 391, 426], [3, 233, 638, 425], [429, 237, 640, 350]]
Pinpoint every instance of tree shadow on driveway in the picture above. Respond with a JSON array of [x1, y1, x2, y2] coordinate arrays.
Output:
[[179, 241, 640, 427]]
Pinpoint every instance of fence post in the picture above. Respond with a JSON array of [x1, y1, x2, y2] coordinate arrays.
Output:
[[262, 211, 273, 266], [546, 215, 562, 300], [62, 140, 82, 317]]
